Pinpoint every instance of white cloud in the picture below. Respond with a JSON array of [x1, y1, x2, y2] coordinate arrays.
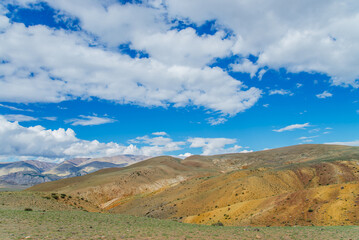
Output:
[[43, 116, 57, 121], [298, 136, 319, 140], [325, 140, 359, 146], [65, 115, 116, 126], [296, 83, 303, 88], [0, 103, 33, 112], [0, 116, 257, 160], [166, 0, 359, 86], [0, 116, 184, 160], [316, 91, 333, 99], [273, 123, 310, 132], [129, 135, 185, 156], [188, 137, 242, 155], [269, 89, 294, 96], [0, 16, 261, 116], [230, 59, 259, 78], [308, 128, 321, 133], [263, 104, 269, 108], [3, 0, 359, 95], [132, 28, 234, 67], [152, 132, 168, 136], [177, 152, 193, 159], [1, 114, 37, 122], [258, 69, 266, 80], [206, 117, 227, 126], [239, 149, 253, 153]]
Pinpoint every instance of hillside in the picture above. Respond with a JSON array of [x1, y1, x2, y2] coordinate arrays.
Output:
[[2, 192, 358, 240], [28, 144, 359, 226]]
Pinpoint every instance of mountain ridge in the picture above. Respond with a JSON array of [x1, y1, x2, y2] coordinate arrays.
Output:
[[0, 154, 149, 188]]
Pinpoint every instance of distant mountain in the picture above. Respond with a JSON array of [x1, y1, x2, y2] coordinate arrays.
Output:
[[43, 155, 149, 178], [0, 161, 42, 177], [0, 155, 149, 188], [0, 171, 61, 186]]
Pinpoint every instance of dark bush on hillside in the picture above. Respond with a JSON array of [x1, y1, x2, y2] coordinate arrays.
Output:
[[212, 221, 224, 226], [24, 208, 33, 211]]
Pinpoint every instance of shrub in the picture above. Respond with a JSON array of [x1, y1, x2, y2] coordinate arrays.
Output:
[[212, 222, 224, 226], [60, 194, 66, 199], [24, 208, 33, 211]]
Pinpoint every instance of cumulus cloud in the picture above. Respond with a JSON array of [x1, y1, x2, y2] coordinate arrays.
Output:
[[230, 59, 259, 78], [128, 135, 185, 156], [65, 115, 116, 126], [269, 89, 294, 96], [188, 137, 242, 155], [0, 14, 261, 116], [1, 0, 358, 141], [1, 114, 37, 122], [316, 91, 333, 99], [0, 116, 257, 160], [166, 0, 359, 86], [273, 123, 310, 132], [132, 28, 234, 67], [0, 116, 187, 160]]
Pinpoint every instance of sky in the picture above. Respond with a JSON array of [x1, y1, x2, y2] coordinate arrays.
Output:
[[0, 0, 358, 162]]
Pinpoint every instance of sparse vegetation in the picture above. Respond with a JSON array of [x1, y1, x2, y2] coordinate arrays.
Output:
[[1, 201, 358, 240]]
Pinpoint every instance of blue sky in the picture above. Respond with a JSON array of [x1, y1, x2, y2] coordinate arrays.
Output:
[[0, 0, 358, 162]]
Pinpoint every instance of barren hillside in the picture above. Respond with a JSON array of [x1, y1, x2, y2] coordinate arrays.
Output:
[[28, 144, 359, 226]]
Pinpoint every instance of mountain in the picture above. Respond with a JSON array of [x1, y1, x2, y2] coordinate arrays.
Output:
[[0, 161, 43, 177], [43, 155, 149, 178], [0, 155, 149, 188], [28, 144, 359, 226]]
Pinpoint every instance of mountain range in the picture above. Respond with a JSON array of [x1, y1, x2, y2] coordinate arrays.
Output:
[[0, 155, 149, 188]]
